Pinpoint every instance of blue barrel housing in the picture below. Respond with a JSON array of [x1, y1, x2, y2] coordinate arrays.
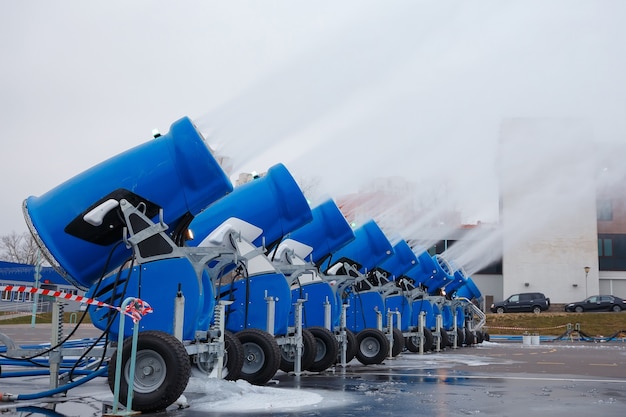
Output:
[[378, 240, 418, 280], [416, 254, 454, 295], [345, 291, 385, 332], [289, 281, 336, 328], [218, 273, 292, 335], [286, 199, 355, 264], [187, 163, 312, 248], [285, 200, 355, 329], [87, 257, 215, 340], [321, 220, 393, 274], [23, 117, 232, 290], [456, 277, 482, 300], [445, 269, 468, 295], [411, 298, 436, 329]]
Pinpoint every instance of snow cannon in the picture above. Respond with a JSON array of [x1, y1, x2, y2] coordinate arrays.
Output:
[[286, 198, 356, 265], [321, 220, 394, 275], [187, 163, 312, 250], [324, 221, 394, 334], [186, 163, 313, 337], [278, 199, 356, 328], [455, 276, 482, 301], [23, 117, 232, 290], [413, 251, 454, 296], [372, 240, 417, 332], [445, 268, 469, 296], [377, 239, 418, 279]]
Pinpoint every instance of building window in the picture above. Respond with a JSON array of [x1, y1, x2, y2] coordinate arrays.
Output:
[[597, 199, 613, 221], [598, 238, 613, 257]]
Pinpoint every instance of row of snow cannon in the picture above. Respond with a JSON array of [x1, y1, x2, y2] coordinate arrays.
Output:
[[22, 117, 486, 413]]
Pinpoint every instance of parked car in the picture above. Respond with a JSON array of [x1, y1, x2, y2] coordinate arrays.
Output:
[[564, 295, 626, 312], [490, 292, 551, 314]]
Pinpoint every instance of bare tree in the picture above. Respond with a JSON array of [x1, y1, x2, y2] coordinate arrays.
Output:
[[0, 231, 40, 265]]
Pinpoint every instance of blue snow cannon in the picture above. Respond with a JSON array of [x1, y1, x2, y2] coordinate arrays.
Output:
[[24, 117, 232, 290], [186, 163, 313, 337], [375, 240, 417, 332], [456, 276, 482, 301], [281, 199, 356, 329]]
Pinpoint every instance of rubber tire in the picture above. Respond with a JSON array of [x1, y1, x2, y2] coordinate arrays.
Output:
[[613, 305, 622, 312], [279, 328, 316, 373], [439, 328, 451, 348], [464, 328, 476, 346], [483, 332, 490, 342], [107, 330, 191, 413], [476, 330, 484, 344], [574, 306, 584, 313], [496, 307, 505, 314], [194, 330, 244, 381], [405, 327, 433, 352], [532, 306, 542, 314], [355, 328, 389, 365], [307, 326, 339, 372], [236, 328, 281, 385], [391, 328, 405, 357], [456, 328, 465, 346]]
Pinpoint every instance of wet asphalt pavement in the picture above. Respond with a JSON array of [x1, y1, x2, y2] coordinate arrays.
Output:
[[1, 324, 626, 417]]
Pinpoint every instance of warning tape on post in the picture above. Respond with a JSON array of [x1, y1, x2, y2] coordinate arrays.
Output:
[[0, 285, 153, 323]]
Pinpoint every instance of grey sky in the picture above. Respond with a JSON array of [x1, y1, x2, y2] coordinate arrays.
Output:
[[2, 1, 625, 237]]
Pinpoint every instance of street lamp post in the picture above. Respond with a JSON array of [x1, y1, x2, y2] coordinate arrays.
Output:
[[584, 266, 590, 298]]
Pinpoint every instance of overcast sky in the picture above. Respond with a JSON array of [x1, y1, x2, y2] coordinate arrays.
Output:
[[2, 1, 625, 237]]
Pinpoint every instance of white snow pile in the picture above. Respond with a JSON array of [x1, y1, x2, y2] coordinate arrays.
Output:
[[184, 376, 345, 413]]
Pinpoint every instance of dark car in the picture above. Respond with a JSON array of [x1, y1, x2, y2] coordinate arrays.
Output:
[[564, 295, 626, 312], [490, 292, 551, 314]]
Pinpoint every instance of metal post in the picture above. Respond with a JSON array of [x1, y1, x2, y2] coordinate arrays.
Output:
[[31, 251, 41, 328], [324, 297, 331, 331], [386, 310, 394, 359], [419, 312, 425, 355], [173, 284, 185, 342], [436, 315, 442, 352], [112, 297, 141, 415], [452, 315, 458, 349], [340, 303, 348, 367], [294, 299, 305, 376], [265, 291, 276, 336]]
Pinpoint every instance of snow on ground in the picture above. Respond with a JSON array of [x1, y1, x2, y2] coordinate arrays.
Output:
[[184, 374, 353, 413]]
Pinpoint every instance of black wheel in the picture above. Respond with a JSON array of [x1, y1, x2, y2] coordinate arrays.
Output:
[[405, 335, 419, 353], [194, 330, 243, 381], [236, 328, 281, 385], [483, 332, 490, 341], [423, 328, 434, 351], [279, 329, 316, 373], [496, 307, 505, 314], [391, 328, 405, 357], [612, 305, 622, 312], [464, 328, 476, 346], [405, 327, 433, 352], [439, 328, 451, 348], [476, 330, 484, 344], [574, 306, 584, 313], [532, 306, 542, 314], [307, 327, 339, 372], [107, 330, 191, 413], [355, 328, 389, 365], [456, 328, 465, 346]]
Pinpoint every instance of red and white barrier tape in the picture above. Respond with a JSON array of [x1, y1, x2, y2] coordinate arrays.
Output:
[[0, 285, 152, 323], [485, 324, 568, 331]]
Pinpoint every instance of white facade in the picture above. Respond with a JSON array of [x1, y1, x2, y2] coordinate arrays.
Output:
[[499, 118, 600, 303]]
